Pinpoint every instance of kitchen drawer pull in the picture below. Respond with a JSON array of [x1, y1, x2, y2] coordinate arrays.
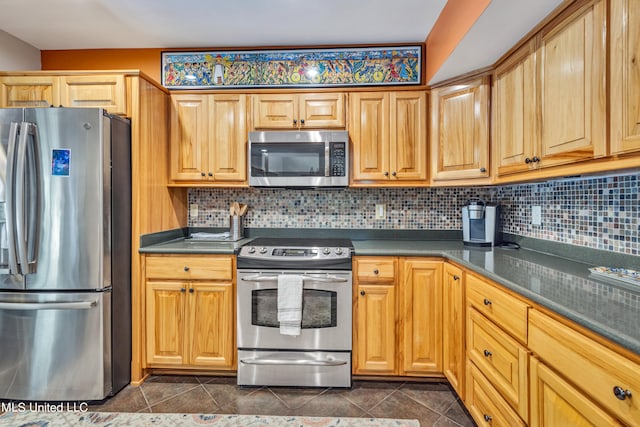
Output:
[[453, 275, 460, 281], [180, 288, 186, 292], [613, 386, 632, 400], [483, 349, 492, 358], [483, 414, 493, 422], [483, 298, 492, 306], [183, 266, 190, 271], [360, 290, 366, 296], [373, 269, 379, 275]]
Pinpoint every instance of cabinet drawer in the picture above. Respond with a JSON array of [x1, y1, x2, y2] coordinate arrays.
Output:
[[355, 257, 396, 284], [529, 309, 640, 426], [467, 274, 529, 343], [146, 255, 233, 281], [466, 361, 526, 427], [468, 308, 529, 420]]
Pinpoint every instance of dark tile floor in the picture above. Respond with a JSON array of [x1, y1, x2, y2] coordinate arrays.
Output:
[[87, 375, 476, 427]]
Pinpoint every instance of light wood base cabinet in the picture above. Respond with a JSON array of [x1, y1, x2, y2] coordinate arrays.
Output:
[[442, 263, 465, 398], [144, 255, 235, 370], [353, 257, 442, 376], [530, 357, 622, 427]]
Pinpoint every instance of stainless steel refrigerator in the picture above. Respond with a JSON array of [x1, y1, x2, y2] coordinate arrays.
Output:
[[0, 108, 131, 401]]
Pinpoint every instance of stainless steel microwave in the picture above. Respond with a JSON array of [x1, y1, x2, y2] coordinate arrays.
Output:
[[248, 130, 349, 188]]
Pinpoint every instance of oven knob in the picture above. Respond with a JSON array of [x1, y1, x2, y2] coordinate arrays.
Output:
[[259, 247, 268, 254], [322, 247, 331, 255], [247, 247, 256, 254], [335, 248, 343, 255]]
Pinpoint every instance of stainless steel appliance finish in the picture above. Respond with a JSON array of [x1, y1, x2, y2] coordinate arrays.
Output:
[[248, 130, 349, 188], [462, 200, 501, 247], [0, 108, 131, 401], [236, 238, 353, 388]]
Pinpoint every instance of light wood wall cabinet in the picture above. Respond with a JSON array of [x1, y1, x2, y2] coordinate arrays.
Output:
[[430, 76, 490, 183], [494, 40, 538, 176], [465, 274, 530, 425], [610, 0, 640, 155], [350, 91, 427, 185], [170, 93, 247, 185], [442, 263, 465, 398], [529, 309, 640, 426], [252, 93, 345, 129], [494, 0, 607, 177], [144, 255, 235, 370], [0, 73, 127, 114]]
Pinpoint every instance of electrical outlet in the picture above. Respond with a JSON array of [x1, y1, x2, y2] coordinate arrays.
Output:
[[375, 204, 386, 220], [190, 203, 198, 218], [531, 205, 542, 225]]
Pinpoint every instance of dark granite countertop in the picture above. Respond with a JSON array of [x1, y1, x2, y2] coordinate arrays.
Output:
[[140, 229, 640, 356]]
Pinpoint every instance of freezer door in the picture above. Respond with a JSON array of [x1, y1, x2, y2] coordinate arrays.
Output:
[[24, 108, 110, 291], [0, 291, 112, 401]]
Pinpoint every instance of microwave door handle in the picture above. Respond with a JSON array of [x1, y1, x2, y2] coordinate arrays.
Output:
[[5, 122, 20, 275], [324, 141, 330, 177]]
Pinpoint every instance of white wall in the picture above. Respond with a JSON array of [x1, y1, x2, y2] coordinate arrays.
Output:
[[0, 30, 40, 70]]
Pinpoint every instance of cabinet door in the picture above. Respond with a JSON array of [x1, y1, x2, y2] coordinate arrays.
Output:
[[145, 281, 187, 365], [431, 78, 489, 181], [170, 94, 208, 181], [353, 284, 397, 375], [59, 75, 126, 114], [538, 0, 606, 167], [253, 94, 297, 128], [530, 357, 622, 427], [390, 91, 428, 181], [188, 283, 235, 368], [610, 0, 640, 154], [299, 93, 345, 128], [443, 263, 465, 397], [400, 259, 442, 375], [0, 76, 59, 107], [349, 92, 390, 182], [494, 42, 538, 176], [208, 94, 247, 182]]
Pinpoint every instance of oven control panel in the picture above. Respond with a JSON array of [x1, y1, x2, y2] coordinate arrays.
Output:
[[238, 245, 352, 260]]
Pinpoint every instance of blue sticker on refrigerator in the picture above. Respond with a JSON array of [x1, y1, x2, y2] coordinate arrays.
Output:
[[52, 149, 70, 176]]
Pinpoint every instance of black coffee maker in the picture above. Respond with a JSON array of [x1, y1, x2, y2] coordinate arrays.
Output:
[[462, 200, 501, 247]]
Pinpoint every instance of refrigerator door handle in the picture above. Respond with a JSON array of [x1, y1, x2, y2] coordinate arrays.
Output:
[[0, 300, 98, 311], [5, 122, 20, 275], [14, 122, 40, 275]]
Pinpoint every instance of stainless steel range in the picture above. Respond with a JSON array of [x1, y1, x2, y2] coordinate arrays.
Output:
[[236, 237, 353, 388]]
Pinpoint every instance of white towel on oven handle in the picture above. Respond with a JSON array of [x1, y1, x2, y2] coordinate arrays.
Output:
[[277, 274, 303, 336]]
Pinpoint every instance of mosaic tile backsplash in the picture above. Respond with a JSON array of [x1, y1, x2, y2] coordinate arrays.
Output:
[[188, 173, 639, 256]]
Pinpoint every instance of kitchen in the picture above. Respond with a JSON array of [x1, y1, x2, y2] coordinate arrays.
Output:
[[0, 0, 639, 426]]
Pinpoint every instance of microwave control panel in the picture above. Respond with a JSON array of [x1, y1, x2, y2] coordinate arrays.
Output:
[[330, 142, 346, 177]]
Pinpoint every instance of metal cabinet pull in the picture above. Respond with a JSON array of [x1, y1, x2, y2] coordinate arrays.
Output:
[[480, 167, 487, 173], [613, 386, 632, 400], [373, 269, 379, 275], [483, 298, 492, 306], [300, 119, 305, 125], [184, 266, 190, 271], [360, 290, 366, 296], [180, 288, 186, 292], [483, 414, 493, 422], [189, 288, 194, 293], [483, 349, 492, 358], [453, 275, 460, 281]]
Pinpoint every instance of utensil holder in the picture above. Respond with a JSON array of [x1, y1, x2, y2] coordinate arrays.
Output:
[[230, 215, 244, 241]]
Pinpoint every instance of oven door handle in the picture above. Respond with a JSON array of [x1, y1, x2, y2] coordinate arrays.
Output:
[[240, 274, 349, 283], [240, 357, 347, 366]]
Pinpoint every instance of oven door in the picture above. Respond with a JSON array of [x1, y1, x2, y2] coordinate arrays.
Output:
[[237, 269, 352, 351]]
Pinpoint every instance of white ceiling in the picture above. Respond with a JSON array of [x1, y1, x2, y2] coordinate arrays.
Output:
[[0, 0, 564, 84]]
